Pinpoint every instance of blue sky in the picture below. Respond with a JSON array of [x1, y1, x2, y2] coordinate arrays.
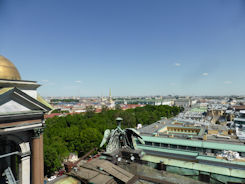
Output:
[[0, 0, 245, 96]]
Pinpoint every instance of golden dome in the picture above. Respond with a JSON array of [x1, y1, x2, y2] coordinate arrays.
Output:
[[0, 55, 21, 80]]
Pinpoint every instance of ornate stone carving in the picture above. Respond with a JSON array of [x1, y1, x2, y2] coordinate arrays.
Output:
[[33, 127, 44, 138]]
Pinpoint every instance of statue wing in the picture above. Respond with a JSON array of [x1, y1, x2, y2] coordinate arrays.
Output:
[[125, 128, 145, 145], [125, 128, 142, 138], [100, 129, 111, 147]]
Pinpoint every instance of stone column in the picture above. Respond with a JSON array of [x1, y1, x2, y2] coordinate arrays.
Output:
[[32, 128, 44, 184], [19, 142, 31, 184], [40, 134, 44, 184], [21, 155, 31, 184]]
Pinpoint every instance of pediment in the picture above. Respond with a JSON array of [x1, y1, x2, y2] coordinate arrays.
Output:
[[0, 100, 30, 113], [0, 87, 51, 113]]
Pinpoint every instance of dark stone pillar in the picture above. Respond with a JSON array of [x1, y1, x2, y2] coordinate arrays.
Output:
[[40, 133, 44, 184], [32, 128, 44, 184]]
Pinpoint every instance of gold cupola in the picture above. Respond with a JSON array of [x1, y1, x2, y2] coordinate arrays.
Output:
[[0, 55, 21, 80]]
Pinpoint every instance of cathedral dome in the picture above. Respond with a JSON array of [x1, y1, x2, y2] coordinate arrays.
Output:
[[0, 55, 21, 80]]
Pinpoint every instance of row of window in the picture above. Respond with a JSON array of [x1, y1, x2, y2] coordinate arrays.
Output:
[[137, 141, 245, 157], [167, 128, 199, 133]]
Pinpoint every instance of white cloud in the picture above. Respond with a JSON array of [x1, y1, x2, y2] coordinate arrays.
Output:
[[75, 80, 82, 83], [41, 80, 49, 82], [170, 83, 176, 86], [202, 73, 209, 76], [224, 80, 232, 84], [174, 63, 181, 67]]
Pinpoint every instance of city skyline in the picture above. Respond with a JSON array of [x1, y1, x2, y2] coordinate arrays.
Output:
[[1, 0, 245, 96]]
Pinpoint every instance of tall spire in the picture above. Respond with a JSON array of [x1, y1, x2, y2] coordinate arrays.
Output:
[[109, 88, 112, 103]]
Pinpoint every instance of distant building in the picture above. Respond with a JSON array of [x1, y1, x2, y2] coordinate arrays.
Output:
[[121, 104, 144, 110], [234, 110, 245, 129], [174, 98, 191, 107], [136, 118, 245, 183], [233, 105, 245, 112]]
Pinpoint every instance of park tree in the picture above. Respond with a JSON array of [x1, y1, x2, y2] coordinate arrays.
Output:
[[79, 128, 102, 155], [85, 105, 95, 118], [43, 105, 181, 176]]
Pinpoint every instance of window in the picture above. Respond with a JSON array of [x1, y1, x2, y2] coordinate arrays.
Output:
[[161, 143, 169, 148], [153, 142, 160, 147], [202, 148, 206, 153], [187, 146, 196, 151], [145, 141, 152, 146], [179, 145, 187, 150], [170, 144, 177, 149], [211, 149, 220, 154], [206, 149, 212, 153], [240, 152, 245, 157], [196, 147, 203, 152]]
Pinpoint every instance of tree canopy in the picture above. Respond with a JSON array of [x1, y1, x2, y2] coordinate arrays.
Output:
[[44, 105, 182, 176]]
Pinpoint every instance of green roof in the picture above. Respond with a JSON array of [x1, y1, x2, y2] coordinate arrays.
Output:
[[37, 94, 53, 110], [197, 156, 245, 166], [141, 136, 245, 152], [190, 107, 207, 112], [137, 145, 198, 156], [0, 87, 13, 95]]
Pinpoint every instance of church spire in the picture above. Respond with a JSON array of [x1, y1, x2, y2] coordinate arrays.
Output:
[[109, 88, 112, 102]]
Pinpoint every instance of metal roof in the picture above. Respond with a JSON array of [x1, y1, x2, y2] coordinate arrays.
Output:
[[137, 145, 198, 156], [140, 135, 245, 152]]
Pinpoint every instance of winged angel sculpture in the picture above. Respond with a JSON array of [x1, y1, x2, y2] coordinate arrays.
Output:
[[100, 126, 145, 154]]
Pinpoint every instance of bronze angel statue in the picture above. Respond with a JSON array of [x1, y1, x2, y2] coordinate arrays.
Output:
[[100, 118, 145, 154]]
